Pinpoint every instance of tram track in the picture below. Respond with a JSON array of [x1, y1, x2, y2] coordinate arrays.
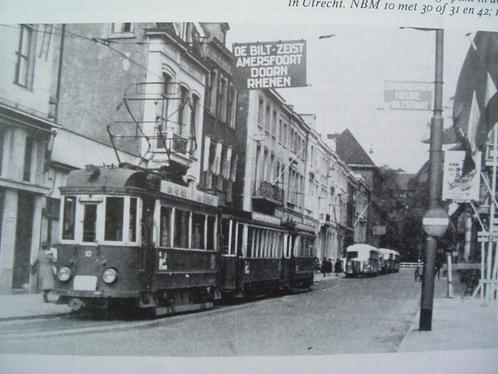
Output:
[[0, 279, 341, 340]]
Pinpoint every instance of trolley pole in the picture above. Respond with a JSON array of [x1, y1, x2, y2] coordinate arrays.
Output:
[[419, 29, 444, 331]]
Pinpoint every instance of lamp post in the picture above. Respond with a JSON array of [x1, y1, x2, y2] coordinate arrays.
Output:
[[419, 28, 445, 331]]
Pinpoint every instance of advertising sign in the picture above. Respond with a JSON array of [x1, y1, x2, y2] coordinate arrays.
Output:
[[372, 225, 386, 236], [233, 40, 306, 89], [384, 81, 432, 111], [442, 150, 481, 202]]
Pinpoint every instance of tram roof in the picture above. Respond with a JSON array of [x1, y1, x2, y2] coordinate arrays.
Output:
[[63, 166, 149, 191]]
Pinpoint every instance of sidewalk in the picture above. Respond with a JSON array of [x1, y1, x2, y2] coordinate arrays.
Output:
[[398, 295, 498, 352], [0, 293, 71, 320], [313, 272, 343, 283]]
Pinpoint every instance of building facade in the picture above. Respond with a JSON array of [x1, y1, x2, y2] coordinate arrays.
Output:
[[0, 22, 381, 293], [0, 22, 214, 293], [0, 24, 59, 293]]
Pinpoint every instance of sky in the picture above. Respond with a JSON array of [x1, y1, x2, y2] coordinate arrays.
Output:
[[227, 24, 474, 173]]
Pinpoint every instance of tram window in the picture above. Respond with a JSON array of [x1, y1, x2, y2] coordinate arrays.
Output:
[[230, 221, 237, 255], [105, 197, 124, 241], [221, 218, 230, 254], [247, 227, 254, 258], [174, 209, 189, 249], [160, 206, 172, 247], [192, 213, 205, 250], [129, 198, 137, 242], [62, 196, 76, 240], [294, 237, 301, 257], [236, 224, 243, 256], [206, 215, 215, 251], [82, 204, 97, 242]]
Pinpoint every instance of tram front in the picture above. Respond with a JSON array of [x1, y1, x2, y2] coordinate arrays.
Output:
[[53, 166, 156, 311]]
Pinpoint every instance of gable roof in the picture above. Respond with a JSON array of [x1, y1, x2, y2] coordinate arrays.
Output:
[[334, 129, 376, 167]]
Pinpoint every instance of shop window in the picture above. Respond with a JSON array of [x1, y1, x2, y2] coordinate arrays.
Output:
[[192, 213, 205, 249], [15, 25, 35, 89], [174, 209, 189, 248], [62, 196, 76, 240], [206, 215, 215, 251], [82, 204, 97, 242], [105, 197, 124, 241], [160, 206, 172, 247], [129, 197, 137, 242]]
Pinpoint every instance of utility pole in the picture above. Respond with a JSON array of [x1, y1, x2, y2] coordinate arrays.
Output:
[[419, 29, 444, 331]]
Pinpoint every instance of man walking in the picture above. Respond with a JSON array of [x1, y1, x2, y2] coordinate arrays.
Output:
[[31, 242, 56, 302]]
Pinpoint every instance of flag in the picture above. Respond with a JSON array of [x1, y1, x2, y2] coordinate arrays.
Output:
[[453, 32, 498, 176]]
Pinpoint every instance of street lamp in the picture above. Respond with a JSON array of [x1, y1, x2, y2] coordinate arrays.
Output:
[[402, 27, 445, 331]]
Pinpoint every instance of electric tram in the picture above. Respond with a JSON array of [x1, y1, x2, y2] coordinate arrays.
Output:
[[53, 165, 315, 315]]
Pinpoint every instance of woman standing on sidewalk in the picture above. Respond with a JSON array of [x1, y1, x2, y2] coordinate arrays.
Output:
[[31, 242, 55, 303]]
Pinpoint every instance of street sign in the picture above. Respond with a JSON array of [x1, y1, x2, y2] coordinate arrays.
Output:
[[372, 225, 386, 235], [233, 40, 307, 89], [384, 81, 432, 111], [422, 207, 449, 237]]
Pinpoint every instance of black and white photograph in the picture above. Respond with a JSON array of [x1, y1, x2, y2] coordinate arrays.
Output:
[[0, 1, 497, 372]]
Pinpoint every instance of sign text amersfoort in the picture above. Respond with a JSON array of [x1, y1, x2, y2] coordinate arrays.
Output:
[[233, 40, 307, 90]]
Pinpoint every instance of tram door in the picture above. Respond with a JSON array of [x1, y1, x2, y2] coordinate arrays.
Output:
[[140, 198, 155, 294]]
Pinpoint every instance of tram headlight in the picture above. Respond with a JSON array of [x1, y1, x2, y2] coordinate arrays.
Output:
[[102, 268, 117, 284], [57, 267, 72, 282]]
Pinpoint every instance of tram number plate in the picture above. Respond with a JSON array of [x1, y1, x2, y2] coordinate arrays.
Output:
[[73, 276, 97, 291]]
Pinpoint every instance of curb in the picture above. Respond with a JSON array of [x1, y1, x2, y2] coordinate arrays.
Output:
[[0, 311, 72, 322]]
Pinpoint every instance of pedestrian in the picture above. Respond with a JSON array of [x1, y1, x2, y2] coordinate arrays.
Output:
[[313, 257, 320, 273], [335, 258, 342, 274], [414, 259, 422, 282], [31, 242, 56, 303], [326, 258, 333, 274], [321, 257, 327, 277]]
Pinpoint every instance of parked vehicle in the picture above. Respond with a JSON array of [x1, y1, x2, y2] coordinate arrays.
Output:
[[378, 248, 398, 273], [392, 250, 401, 272], [344, 244, 380, 277]]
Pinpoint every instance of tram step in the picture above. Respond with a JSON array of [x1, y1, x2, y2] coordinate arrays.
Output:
[[153, 302, 214, 317]]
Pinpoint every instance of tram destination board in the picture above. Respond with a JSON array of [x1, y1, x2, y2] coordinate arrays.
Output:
[[233, 40, 307, 89]]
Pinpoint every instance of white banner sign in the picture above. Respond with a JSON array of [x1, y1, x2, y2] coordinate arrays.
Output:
[[442, 150, 481, 202]]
